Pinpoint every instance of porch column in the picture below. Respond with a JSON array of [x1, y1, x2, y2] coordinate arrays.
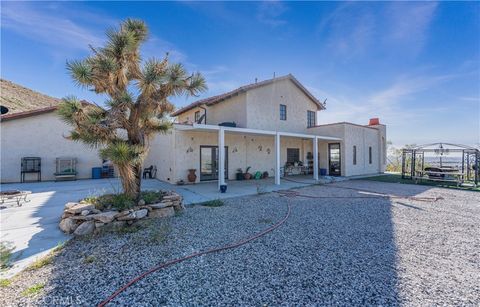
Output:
[[313, 137, 319, 181], [218, 127, 225, 190], [275, 132, 281, 185]]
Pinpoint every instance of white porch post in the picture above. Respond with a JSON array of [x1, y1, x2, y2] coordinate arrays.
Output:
[[218, 127, 225, 190], [275, 132, 281, 185], [313, 136, 319, 181]]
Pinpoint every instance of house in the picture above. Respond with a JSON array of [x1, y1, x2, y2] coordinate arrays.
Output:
[[1, 75, 386, 186], [143, 74, 387, 187]]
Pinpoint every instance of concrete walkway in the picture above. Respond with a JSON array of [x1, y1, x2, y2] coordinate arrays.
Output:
[[0, 176, 336, 278]]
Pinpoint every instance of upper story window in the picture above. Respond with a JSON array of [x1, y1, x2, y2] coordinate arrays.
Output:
[[353, 145, 357, 165], [307, 110, 316, 128], [280, 104, 287, 120], [194, 111, 200, 123], [369, 146, 372, 164]]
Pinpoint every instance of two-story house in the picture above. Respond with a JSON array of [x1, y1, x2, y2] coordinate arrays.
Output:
[[0, 75, 386, 185], [144, 74, 387, 187]]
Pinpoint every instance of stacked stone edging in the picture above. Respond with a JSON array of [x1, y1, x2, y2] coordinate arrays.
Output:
[[59, 191, 184, 236]]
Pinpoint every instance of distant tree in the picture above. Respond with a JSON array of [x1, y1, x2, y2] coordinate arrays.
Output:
[[386, 142, 417, 173], [58, 19, 206, 200]]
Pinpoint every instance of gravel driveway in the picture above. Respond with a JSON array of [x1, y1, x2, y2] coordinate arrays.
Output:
[[1, 180, 479, 306]]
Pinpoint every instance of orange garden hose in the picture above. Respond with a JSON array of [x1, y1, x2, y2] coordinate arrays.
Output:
[[98, 186, 440, 306]]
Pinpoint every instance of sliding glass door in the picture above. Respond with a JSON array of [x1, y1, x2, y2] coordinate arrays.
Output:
[[200, 146, 228, 181]]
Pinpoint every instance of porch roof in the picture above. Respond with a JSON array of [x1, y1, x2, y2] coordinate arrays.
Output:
[[174, 123, 342, 141]]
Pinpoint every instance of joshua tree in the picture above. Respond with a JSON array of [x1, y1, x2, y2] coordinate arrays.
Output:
[[58, 19, 206, 200]]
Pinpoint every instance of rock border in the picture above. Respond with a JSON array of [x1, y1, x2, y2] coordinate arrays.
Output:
[[59, 191, 184, 236]]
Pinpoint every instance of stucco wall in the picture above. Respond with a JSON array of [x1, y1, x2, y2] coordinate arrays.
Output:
[[176, 93, 247, 127], [245, 79, 319, 133], [143, 132, 175, 182], [1, 112, 103, 183]]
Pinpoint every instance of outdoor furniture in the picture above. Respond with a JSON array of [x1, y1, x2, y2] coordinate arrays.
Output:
[[21, 157, 41, 182], [54, 157, 77, 181], [283, 164, 309, 176], [143, 165, 157, 179], [414, 170, 465, 186], [0, 190, 31, 207], [101, 165, 114, 178]]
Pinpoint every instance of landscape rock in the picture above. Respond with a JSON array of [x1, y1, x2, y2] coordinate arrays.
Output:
[[138, 199, 146, 206], [66, 203, 95, 214], [173, 203, 185, 212], [59, 218, 78, 234], [91, 211, 117, 223], [70, 215, 93, 221], [150, 202, 171, 209], [134, 209, 148, 219], [73, 221, 95, 236], [64, 202, 78, 210], [81, 210, 90, 216], [148, 206, 175, 218]]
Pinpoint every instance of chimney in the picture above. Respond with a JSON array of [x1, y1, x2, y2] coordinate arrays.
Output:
[[368, 118, 380, 126]]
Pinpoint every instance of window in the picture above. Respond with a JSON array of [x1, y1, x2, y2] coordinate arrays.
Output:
[[307, 110, 316, 128], [280, 104, 287, 120], [369, 146, 372, 164], [287, 148, 300, 163], [353, 146, 357, 165], [194, 111, 200, 123]]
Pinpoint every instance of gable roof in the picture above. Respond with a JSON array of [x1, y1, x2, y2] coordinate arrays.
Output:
[[0, 79, 61, 115], [171, 74, 325, 116]]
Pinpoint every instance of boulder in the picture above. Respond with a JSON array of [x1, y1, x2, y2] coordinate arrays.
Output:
[[115, 210, 132, 218], [59, 218, 78, 234], [134, 209, 148, 219], [138, 199, 146, 206], [91, 211, 117, 223], [70, 215, 93, 221], [116, 212, 136, 221], [61, 212, 74, 219], [64, 202, 78, 210], [66, 203, 95, 214], [173, 203, 185, 212], [74, 221, 95, 236], [148, 206, 175, 218], [95, 222, 105, 229], [150, 202, 171, 209], [80, 210, 90, 216]]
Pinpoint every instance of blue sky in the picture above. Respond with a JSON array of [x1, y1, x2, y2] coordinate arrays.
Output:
[[1, 1, 479, 147]]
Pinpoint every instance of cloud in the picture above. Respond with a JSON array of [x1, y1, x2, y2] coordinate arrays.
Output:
[[384, 2, 438, 55], [257, 1, 288, 27], [1, 2, 108, 52]]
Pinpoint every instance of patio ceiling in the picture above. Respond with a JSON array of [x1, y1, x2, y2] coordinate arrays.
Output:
[[174, 123, 342, 141]]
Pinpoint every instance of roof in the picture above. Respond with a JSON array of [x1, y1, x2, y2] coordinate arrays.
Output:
[[1, 106, 60, 121], [171, 74, 325, 116], [308, 122, 380, 130], [0, 79, 61, 114]]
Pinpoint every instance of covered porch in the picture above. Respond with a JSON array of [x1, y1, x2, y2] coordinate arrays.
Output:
[[174, 123, 343, 191]]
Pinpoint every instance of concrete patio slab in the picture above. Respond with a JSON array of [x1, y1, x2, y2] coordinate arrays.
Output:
[[0, 176, 332, 278]]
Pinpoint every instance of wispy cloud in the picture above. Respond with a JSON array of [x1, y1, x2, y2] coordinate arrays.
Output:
[[385, 2, 438, 55], [257, 1, 288, 27], [1, 2, 108, 51]]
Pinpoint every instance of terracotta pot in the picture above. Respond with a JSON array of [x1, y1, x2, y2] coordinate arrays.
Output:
[[187, 169, 197, 183]]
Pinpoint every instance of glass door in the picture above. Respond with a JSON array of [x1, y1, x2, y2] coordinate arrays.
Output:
[[200, 146, 228, 181], [328, 143, 341, 176]]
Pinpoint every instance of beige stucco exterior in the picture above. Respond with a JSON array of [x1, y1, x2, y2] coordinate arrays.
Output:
[[1, 112, 102, 182], [0, 75, 386, 184]]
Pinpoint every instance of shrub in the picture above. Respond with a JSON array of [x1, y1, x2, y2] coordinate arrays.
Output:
[[83, 193, 135, 210], [0, 241, 14, 269], [140, 190, 164, 204], [0, 279, 12, 287]]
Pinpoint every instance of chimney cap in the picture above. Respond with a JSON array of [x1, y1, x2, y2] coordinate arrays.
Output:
[[368, 118, 380, 125]]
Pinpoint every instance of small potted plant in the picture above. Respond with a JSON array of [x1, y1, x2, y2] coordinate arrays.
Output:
[[236, 168, 244, 181], [244, 166, 252, 180]]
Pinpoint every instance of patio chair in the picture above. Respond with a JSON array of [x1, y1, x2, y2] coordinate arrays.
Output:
[[143, 165, 157, 179]]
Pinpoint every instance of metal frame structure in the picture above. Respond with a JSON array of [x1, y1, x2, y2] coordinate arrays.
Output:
[[401, 143, 479, 186]]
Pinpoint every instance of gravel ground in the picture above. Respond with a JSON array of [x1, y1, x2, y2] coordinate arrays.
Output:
[[1, 180, 479, 306]]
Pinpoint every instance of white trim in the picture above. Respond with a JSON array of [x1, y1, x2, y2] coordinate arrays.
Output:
[[275, 133, 281, 185], [313, 136, 319, 181], [174, 123, 341, 141], [218, 127, 225, 189]]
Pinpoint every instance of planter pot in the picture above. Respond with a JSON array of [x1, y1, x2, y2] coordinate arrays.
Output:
[[187, 169, 197, 183], [236, 173, 244, 181], [244, 173, 252, 180], [220, 185, 227, 193]]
